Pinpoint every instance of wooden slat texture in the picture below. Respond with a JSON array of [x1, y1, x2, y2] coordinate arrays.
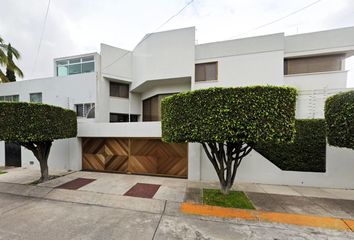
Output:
[[82, 138, 129, 172], [82, 138, 188, 178], [129, 139, 187, 177]]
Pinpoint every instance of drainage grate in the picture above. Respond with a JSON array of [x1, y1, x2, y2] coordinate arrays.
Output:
[[56, 178, 96, 190], [124, 183, 161, 198]]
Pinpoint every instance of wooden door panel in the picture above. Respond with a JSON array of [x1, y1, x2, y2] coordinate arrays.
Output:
[[82, 138, 188, 177], [130, 139, 188, 177], [82, 138, 129, 172]]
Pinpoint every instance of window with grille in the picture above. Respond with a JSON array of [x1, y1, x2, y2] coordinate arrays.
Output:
[[75, 103, 95, 118], [0, 95, 19, 102]]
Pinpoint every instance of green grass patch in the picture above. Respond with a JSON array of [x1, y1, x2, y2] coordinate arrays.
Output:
[[203, 189, 255, 210], [0, 171, 6, 175]]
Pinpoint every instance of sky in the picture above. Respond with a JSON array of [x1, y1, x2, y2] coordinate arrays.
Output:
[[1, 0, 354, 85]]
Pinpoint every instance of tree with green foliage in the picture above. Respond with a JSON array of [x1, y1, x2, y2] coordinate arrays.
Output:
[[325, 90, 354, 150], [0, 102, 77, 182], [161, 86, 297, 195], [0, 37, 23, 83]]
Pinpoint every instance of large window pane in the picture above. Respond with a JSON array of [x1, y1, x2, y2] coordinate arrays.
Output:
[[56, 60, 68, 66], [110, 82, 129, 98], [284, 54, 344, 75], [57, 66, 68, 76], [68, 64, 81, 75], [69, 58, 80, 64], [143, 94, 175, 122], [30, 93, 42, 103], [195, 62, 217, 82], [82, 62, 94, 73]]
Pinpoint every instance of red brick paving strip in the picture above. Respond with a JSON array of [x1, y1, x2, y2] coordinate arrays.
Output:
[[124, 183, 161, 198], [56, 178, 96, 190]]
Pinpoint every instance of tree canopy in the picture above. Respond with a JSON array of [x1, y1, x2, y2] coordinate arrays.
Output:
[[325, 90, 354, 149], [0, 102, 77, 143], [161, 86, 297, 144]]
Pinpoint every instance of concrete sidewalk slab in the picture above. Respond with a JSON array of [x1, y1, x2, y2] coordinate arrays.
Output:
[[46, 188, 166, 214], [259, 184, 302, 196], [0, 168, 69, 184], [0, 182, 52, 198], [290, 185, 336, 198], [247, 192, 354, 219], [323, 188, 354, 201], [154, 185, 186, 202]]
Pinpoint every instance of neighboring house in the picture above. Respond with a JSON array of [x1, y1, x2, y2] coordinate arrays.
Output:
[[0, 26, 354, 188]]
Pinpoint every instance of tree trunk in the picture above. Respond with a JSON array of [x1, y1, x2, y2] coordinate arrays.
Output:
[[21, 141, 53, 182], [202, 142, 253, 195]]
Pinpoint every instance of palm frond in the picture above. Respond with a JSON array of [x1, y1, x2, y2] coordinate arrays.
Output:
[[7, 61, 24, 78], [7, 44, 21, 59], [0, 69, 9, 83]]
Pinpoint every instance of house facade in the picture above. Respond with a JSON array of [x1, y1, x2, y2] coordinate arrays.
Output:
[[1, 26, 354, 188]]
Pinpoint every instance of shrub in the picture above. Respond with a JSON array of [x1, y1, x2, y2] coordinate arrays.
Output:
[[162, 86, 297, 194], [0, 102, 77, 181], [325, 91, 354, 149], [255, 119, 326, 172]]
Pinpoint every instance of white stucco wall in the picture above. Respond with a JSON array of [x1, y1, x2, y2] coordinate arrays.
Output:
[[285, 71, 348, 91], [285, 26, 354, 57], [199, 145, 354, 189], [132, 27, 195, 90], [78, 122, 161, 138], [101, 44, 132, 80], [193, 51, 284, 89]]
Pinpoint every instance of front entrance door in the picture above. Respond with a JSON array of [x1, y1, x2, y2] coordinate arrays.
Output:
[[5, 142, 21, 167]]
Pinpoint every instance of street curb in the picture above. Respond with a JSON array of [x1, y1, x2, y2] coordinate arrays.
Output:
[[181, 202, 354, 232]]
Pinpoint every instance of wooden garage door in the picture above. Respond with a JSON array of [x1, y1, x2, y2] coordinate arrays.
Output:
[[82, 138, 188, 178]]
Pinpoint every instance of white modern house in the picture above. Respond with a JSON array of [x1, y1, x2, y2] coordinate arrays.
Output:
[[1, 26, 354, 188]]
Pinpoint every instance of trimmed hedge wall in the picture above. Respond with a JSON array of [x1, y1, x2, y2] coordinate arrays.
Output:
[[161, 86, 297, 144], [325, 90, 354, 149], [0, 102, 77, 143], [254, 119, 326, 172]]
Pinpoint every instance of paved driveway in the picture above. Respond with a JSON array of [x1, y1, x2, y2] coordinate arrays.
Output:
[[0, 193, 353, 240]]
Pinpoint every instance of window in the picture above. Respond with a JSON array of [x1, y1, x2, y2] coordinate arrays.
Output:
[[75, 103, 95, 118], [0, 95, 19, 102], [56, 55, 95, 76], [195, 62, 218, 82], [110, 113, 139, 122], [143, 94, 174, 121], [30, 93, 42, 103], [284, 54, 344, 75], [110, 82, 129, 98]]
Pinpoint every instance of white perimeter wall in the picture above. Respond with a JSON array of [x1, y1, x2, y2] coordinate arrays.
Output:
[[197, 88, 354, 189], [199, 145, 354, 189]]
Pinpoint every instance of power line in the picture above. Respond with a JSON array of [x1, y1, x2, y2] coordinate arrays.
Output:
[[228, 0, 323, 40], [32, 0, 51, 76], [102, 0, 194, 71]]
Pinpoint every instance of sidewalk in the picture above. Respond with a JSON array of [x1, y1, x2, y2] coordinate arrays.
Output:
[[0, 168, 353, 221]]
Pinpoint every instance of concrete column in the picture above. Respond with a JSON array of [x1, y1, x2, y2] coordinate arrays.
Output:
[[188, 143, 201, 181], [68, 138, 82, 171]]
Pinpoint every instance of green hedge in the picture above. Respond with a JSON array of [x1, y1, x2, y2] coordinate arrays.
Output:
[[161, 86, 297, 144], [325, 91, 354, 149], [0, 102, 77, 143], [254, 119, 326, 172]]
